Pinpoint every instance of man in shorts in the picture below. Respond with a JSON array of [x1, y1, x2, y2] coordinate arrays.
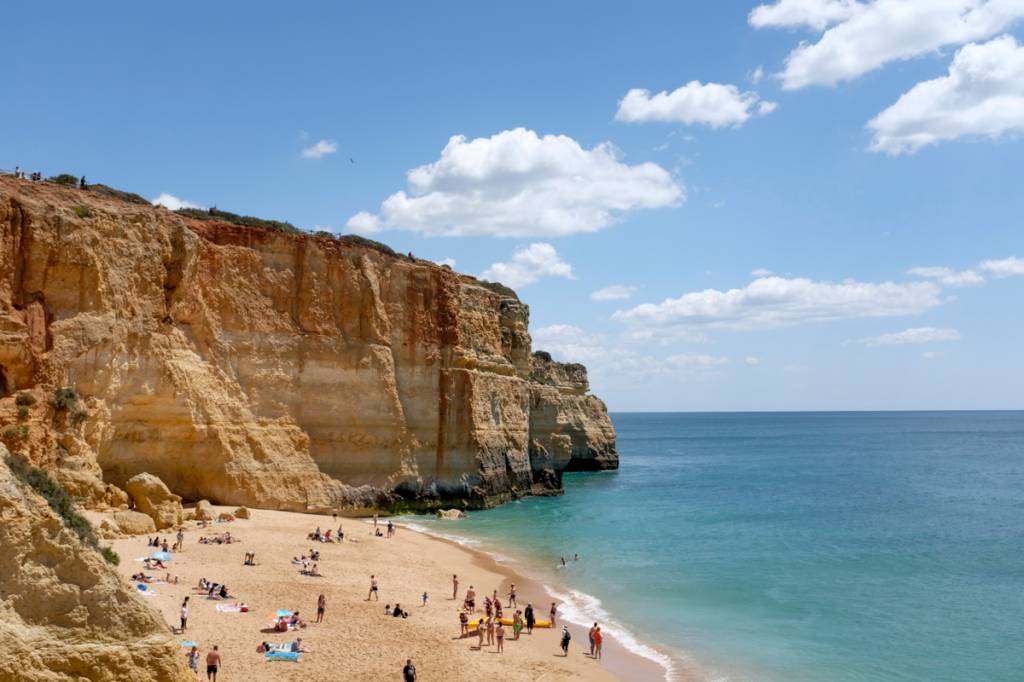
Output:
[[205, 645, 221, 681]]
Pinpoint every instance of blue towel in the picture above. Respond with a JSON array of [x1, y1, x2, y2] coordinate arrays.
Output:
[[266, 651, 300, 661], [181, 641, 197, 648]]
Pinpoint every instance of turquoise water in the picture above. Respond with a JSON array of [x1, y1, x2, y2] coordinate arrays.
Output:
[[411, 412, 1024, 681]]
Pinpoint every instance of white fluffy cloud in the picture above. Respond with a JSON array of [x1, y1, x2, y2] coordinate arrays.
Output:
[[615, 81, 777, 127], [480, 243, 574, 289], [751, 0, 1024, 90], [869, 35, 1024, 154], [749, 0, 861, 30], [744, 356, 763, 365], [979, 255, 1024, 277], [751, 268, 774, 277], [302, 139, 337, 159], [907, 265, 984, 287], [347, 128, 683, 238], [437, 257, 457, 268], [611, 275, 943, 330], [151, 193, 202, 210], [856, 326, 961, 346], [591, 285, 637, 301]]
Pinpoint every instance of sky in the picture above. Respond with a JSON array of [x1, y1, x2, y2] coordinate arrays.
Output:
[[4, 0, 1024, 411]]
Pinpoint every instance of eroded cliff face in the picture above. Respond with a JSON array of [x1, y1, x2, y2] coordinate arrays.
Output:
[[0, 445, 191, 682], [0, 176, 616, 511]]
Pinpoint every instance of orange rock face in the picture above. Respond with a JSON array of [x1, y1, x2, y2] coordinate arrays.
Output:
[[0, 176, 616, 511]]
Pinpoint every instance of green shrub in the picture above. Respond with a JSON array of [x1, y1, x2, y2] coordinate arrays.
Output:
[[47, 173, 79, 187], [17, 405, 29, 419], [176, 206, 298, 233], [72, 205, 93, 219], [2, 424, 28, 441], [337, 234, 400, 258], [15, 393, 36, 407], [52, 387, 78, 410], [86, 183, 150, 206], [100, 546, 120, 565], [70, 409, 89, 426], [4, 454, 100, 551]]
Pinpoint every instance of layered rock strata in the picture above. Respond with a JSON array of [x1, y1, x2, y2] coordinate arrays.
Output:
[[0, 176, 617, 512]]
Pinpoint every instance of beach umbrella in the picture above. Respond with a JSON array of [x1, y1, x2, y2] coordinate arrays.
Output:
[[150, 551, 172, 561], [276, 609, 293, 617]]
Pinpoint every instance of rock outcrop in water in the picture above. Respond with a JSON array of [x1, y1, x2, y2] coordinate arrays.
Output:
[[0, 176, 616, 512], [0, 444, 191, 682]]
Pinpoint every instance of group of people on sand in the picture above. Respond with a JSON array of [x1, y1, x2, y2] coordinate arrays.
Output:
[[274, 611, 307, 632], [309, 525, 345, 543], [184, 644, 221, 681], [197, 577, 231, 600], [199, 531, 234, 545]]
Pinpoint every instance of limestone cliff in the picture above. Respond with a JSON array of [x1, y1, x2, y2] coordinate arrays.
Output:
[[0, 444, 191, 682], [0, 176, 617, 512]]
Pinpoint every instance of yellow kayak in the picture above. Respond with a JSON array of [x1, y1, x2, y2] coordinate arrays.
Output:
[[467, 617, 552, 628]]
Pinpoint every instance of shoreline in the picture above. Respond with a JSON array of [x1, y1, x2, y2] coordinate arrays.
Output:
[[400, 518, 683, 682], [106, 506, 664, 681]]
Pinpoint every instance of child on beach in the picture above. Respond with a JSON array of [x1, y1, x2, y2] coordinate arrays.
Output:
[[477, 617, 486, 648], [187, 646, 199, 674], [495, 622, 505, 652]]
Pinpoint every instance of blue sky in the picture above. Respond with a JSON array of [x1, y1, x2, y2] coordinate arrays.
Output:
[[5, 1, 1024, 411]]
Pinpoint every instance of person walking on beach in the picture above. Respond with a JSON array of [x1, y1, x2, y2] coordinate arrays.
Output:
[[316, 594, 326, 623], [187, 645, 199, 675], [368, 574, 379, 601], [205, 645, 221, 681], [496, 622, 505, 653], [508, 583, 517, 608], [452, 574, 459, 600], [594, 626, 603, 660], [525, 603, 535, 634], [180, 597, 189, 632], [560, 626, 571, 656], [550, 602, 558, 627], [465, 586, 476, 612], [589, 622, 597, 657], [403, 658, 417, 681]]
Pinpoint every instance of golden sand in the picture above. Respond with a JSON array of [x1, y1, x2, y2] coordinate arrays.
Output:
[[110, 506, 654, 681]]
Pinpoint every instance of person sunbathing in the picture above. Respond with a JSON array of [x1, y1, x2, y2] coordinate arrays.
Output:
[[131, 572, 153, 583], [289, 637, 310, 652], [309, 563, 322, 577]]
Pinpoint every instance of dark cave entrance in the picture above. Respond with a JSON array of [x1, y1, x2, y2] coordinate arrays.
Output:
[[0, 365, 8, 397]]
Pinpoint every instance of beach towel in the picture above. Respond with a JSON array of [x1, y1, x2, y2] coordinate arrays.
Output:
[[150, 551, 173, 561], [265, 651, 300, 661], [275, 609, 293, 617], [268, 643, 291, 652], [215, 604, 243, 612], [181, 641, 197, 648]]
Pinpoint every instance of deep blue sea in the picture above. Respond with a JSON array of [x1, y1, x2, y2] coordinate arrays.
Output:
[[411, 412, 1024, 681]]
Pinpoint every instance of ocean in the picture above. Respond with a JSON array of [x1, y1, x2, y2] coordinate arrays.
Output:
[[410, 411, 1024, 681]]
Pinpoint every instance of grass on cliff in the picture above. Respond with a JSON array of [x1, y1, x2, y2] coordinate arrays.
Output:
[[4, 454, 119, 565], [176, 206, 299, 233]]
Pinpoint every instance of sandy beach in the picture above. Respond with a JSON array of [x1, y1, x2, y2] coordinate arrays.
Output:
[[109, 506, 666, 681]]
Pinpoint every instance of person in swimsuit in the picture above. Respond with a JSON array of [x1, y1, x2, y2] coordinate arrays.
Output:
[[452, 574, 459, 600], [187, 646, 199, 674], [180, 597, 189, 632], [550, 602, 558, 627], [368, 575, 379, 601], [508, 583, 517, 608], [205, 645, 221, 681], [495, 622, 505, 652], [403, 659, 417, 682], [316, 594, 326, 623], [594, 626, 603, 659], [486, 616, 495, 646]]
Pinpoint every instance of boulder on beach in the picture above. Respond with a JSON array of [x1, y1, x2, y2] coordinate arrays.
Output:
[[233, 506, 250, 519], [114, 510, 156, 535], [218, 512, 235, 522], [124, 473, 184, 530], [436, 509, 466, 520], [193, 499, 214, 521]]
